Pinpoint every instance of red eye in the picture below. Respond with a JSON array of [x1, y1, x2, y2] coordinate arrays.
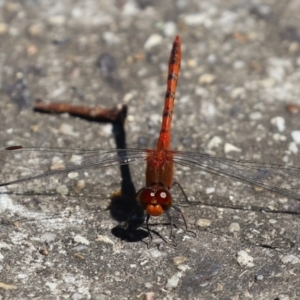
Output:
[[138, 188, 155, 204], [155, 189, 172, 205]]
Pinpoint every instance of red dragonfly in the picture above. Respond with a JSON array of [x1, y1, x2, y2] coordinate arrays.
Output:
[[1, 36, 300, 235]]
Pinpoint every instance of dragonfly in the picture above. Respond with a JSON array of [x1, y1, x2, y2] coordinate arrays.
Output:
[[1, 36, 300, 238]]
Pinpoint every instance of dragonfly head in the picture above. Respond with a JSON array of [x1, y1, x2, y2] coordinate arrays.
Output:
[[136, 185, 172, 217]]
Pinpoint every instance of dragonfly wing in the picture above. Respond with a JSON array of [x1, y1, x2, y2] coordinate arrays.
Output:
[[173, 151, 300, 200], [0, 146, 148, 187]]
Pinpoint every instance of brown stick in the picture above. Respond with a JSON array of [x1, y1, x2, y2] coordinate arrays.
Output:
[[34, 99, 127, 123]]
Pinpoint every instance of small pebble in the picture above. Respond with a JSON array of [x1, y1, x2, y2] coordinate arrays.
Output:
[[144, 292, 155, 300], [200, 101, 216, 117], [0, 282, 17, 290], [281, 254, 300, 264], [165, 274, 180, 289], [207, 136, 222, 149], [249, 111, 262, 121], [207, 54, 217, 64], [9, 27, 19, 37], [173, 256, 187, 265], [5, 2, 20, 12], [73, 253, 85, 260], [0, 22, 8, 35], [27, 45, 39, 56], [259, 78, 275, 88], [286, 103, 299, 114], [28, 23, 44, 37], [198, 73, 215, 84], [288, 142, 298, 154], [270, 116, 285, 132], [176, 0, 188, 9], [267, 57, 291, 82], [255, 274, 264, 281], [181, 13, 212, 27], [268, 219, 277, 224], [228, 222, 240, 232], [40, 233, 57, 243], [74, 235, 90, 245], [187, 59, 197, 68], [45, 282, 57, 291], [233, 60, 245, 69], [206, 187, 215, 194], [71, 7, 83, 18], [99, 124, 112, 137], [289, 42, 299, 53], [272, 133, 286, 142], [47, 15, 66, 26], [72, 292, 85, 300], [195, 87, 209, 97], [177, 265, 190, 272], [68, 172, 79, 179], [255, 4, 271, 16], [291, 131, 300, 144], [218, 11, 238, 33], [70, 155, 83, 165], [224, 143, 241, 153], [276, 294, 290, 300], [230, 87, 245, 99], [102, 31, 120, 45], [56, 184, 69, 196], [50, 156, 65, 170], [196, 219, 211, 228], [59, 123, 79, 137], [76, 180, 86, 191], [236, 250, 254, 267], [122, 1, 139, 16], [163, 21, 177, 37], [96, 235, 115, 245], [144, 34, 163, 50], [0, 242, 12, 250], [39, 248, 49, 256]]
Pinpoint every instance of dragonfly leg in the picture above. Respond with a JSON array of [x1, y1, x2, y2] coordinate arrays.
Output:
[[170, 204, 188, 232], [172, 180, 192, 204], [171, 205, 197, 239], [166, 210, 175, 239], [165, 210, 180, 247], [145, 214, 153, 248]]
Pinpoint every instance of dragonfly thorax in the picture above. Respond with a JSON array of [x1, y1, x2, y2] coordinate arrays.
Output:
[[146, 149, 174, 189], [136, 185, 173, 217]]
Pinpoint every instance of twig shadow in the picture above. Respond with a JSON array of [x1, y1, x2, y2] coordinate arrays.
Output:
[[108, 118, 147, 242]]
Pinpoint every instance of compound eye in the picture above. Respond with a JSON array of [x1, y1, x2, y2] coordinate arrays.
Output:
[[155, 189, 172, 205], [138, 188, 155, 204]]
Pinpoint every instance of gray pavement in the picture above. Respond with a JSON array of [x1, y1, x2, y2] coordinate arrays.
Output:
[[1, 0, 300, 299]]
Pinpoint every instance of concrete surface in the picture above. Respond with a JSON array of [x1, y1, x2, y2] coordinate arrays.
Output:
[[1, 0, 300, 299]]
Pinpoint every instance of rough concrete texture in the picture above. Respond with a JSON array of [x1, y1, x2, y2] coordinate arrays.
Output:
[[1, 0, 300, 299]]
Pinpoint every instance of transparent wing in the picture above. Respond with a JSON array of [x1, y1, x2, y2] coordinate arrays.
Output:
[[0, 146, 148, 187], [2, 146, 300, 201], [173, 151, 300, 200]]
